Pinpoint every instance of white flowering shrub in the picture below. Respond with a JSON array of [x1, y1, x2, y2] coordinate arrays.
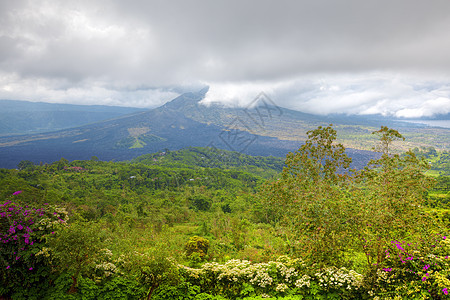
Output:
[[315, 267, 363, 291], [93, 248, 125, 281], [181, 256, 365, 299]]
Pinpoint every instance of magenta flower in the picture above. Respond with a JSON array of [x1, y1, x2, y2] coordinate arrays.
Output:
[[12, 191, 22, 195], [422, 277, 427, 282], [6, 266, 10, 269], [394, 242, 405, 251], [443, 288, 448, 295], [29, 267, 33, 271]]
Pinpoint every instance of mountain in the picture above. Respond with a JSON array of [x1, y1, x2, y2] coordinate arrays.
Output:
[[158, 89, 450, 152], [0, 90, 304, 168], [0, 99, 147, 136], [0, 88, 448, 169]]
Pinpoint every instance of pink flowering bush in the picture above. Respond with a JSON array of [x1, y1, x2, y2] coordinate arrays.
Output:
[[0, 191, 68, 297], [368, 235, 450, 299]]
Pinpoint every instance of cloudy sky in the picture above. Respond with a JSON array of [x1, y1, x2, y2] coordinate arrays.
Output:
[[1, 0, 450, 117]]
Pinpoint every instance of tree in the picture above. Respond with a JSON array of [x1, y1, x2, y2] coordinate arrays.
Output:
[[189, 194, 212, 211], [17, 160, 35, 171], [123, 249, 179, 300], [354, 127, 435, 268], [185, 236, 210, 260], [46, 221, 105, 293], [259, 125, 354, 265], [259, 125, 435, 270]]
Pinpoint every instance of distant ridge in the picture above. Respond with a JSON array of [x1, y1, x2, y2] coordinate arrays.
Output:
[[0, 99, 147, 136]]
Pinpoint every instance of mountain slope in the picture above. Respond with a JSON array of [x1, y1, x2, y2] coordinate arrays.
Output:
[[164, 92, 450, 152], [0, 91, 309, 168], [0, 99, 147, 136], [1, 88, 445, 169]]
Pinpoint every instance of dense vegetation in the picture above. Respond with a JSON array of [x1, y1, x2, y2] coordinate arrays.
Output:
[[1, 127, 449, 299]]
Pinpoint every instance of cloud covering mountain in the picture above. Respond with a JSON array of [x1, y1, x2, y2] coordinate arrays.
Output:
[[1, 0, 450, 117]]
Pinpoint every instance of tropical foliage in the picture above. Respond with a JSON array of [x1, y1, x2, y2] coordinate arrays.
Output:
[[0, 128, 449, 299]]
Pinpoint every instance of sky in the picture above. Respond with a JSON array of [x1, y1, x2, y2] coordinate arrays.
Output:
[[1, 0, 450, 118]]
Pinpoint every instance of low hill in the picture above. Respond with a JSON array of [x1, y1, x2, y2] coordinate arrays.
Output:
[[131, 147, 285, 178]]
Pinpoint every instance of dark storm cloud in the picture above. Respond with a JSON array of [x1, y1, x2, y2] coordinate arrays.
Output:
[[1, 0, 450, 116]]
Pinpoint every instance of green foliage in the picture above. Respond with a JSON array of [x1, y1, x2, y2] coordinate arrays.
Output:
[[152, 281, 200, 300], [132, 147, 284, 179], [371, 126, 405, 154], [0, 133, 448, 299], [354, 129, 435, 270], [259, 125, 441, 274], [189, 195, 212, 211], [45, 221, 106, 293], [185, 236, 210, 263], [123, 249, 180, 300], [17, 160, 35, 171], [259, 125, 354, 265]]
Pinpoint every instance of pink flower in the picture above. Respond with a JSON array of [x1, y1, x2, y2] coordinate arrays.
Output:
[[443, 288, 448, 295], [13, 191, 22, 195], [6, 266, 10, 269]]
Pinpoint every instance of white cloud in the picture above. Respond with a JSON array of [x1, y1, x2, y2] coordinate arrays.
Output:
[[396, 97, 450, 118], [0, 72, 178, 107], [2, 0, 450, 116], [203, 73, 450, 117]]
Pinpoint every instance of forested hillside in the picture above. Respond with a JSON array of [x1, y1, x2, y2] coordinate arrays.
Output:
[[1, 127, 449, 300]]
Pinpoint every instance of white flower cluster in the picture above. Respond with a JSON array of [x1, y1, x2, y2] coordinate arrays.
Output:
[[275, 283, 289, 293], [95, 261, 117, 277], [35, 246, 51, 258], [181, 257, 363, 296], [295, 274, 311, 288], [249, 268, 274, 287], [182, 257, 302, 289], [279, 265, 298, 283], [100, 248, 113, 258], [37, 205, 69, 230], [93, 248, 124, 279], [315, 267, 363, 290]]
